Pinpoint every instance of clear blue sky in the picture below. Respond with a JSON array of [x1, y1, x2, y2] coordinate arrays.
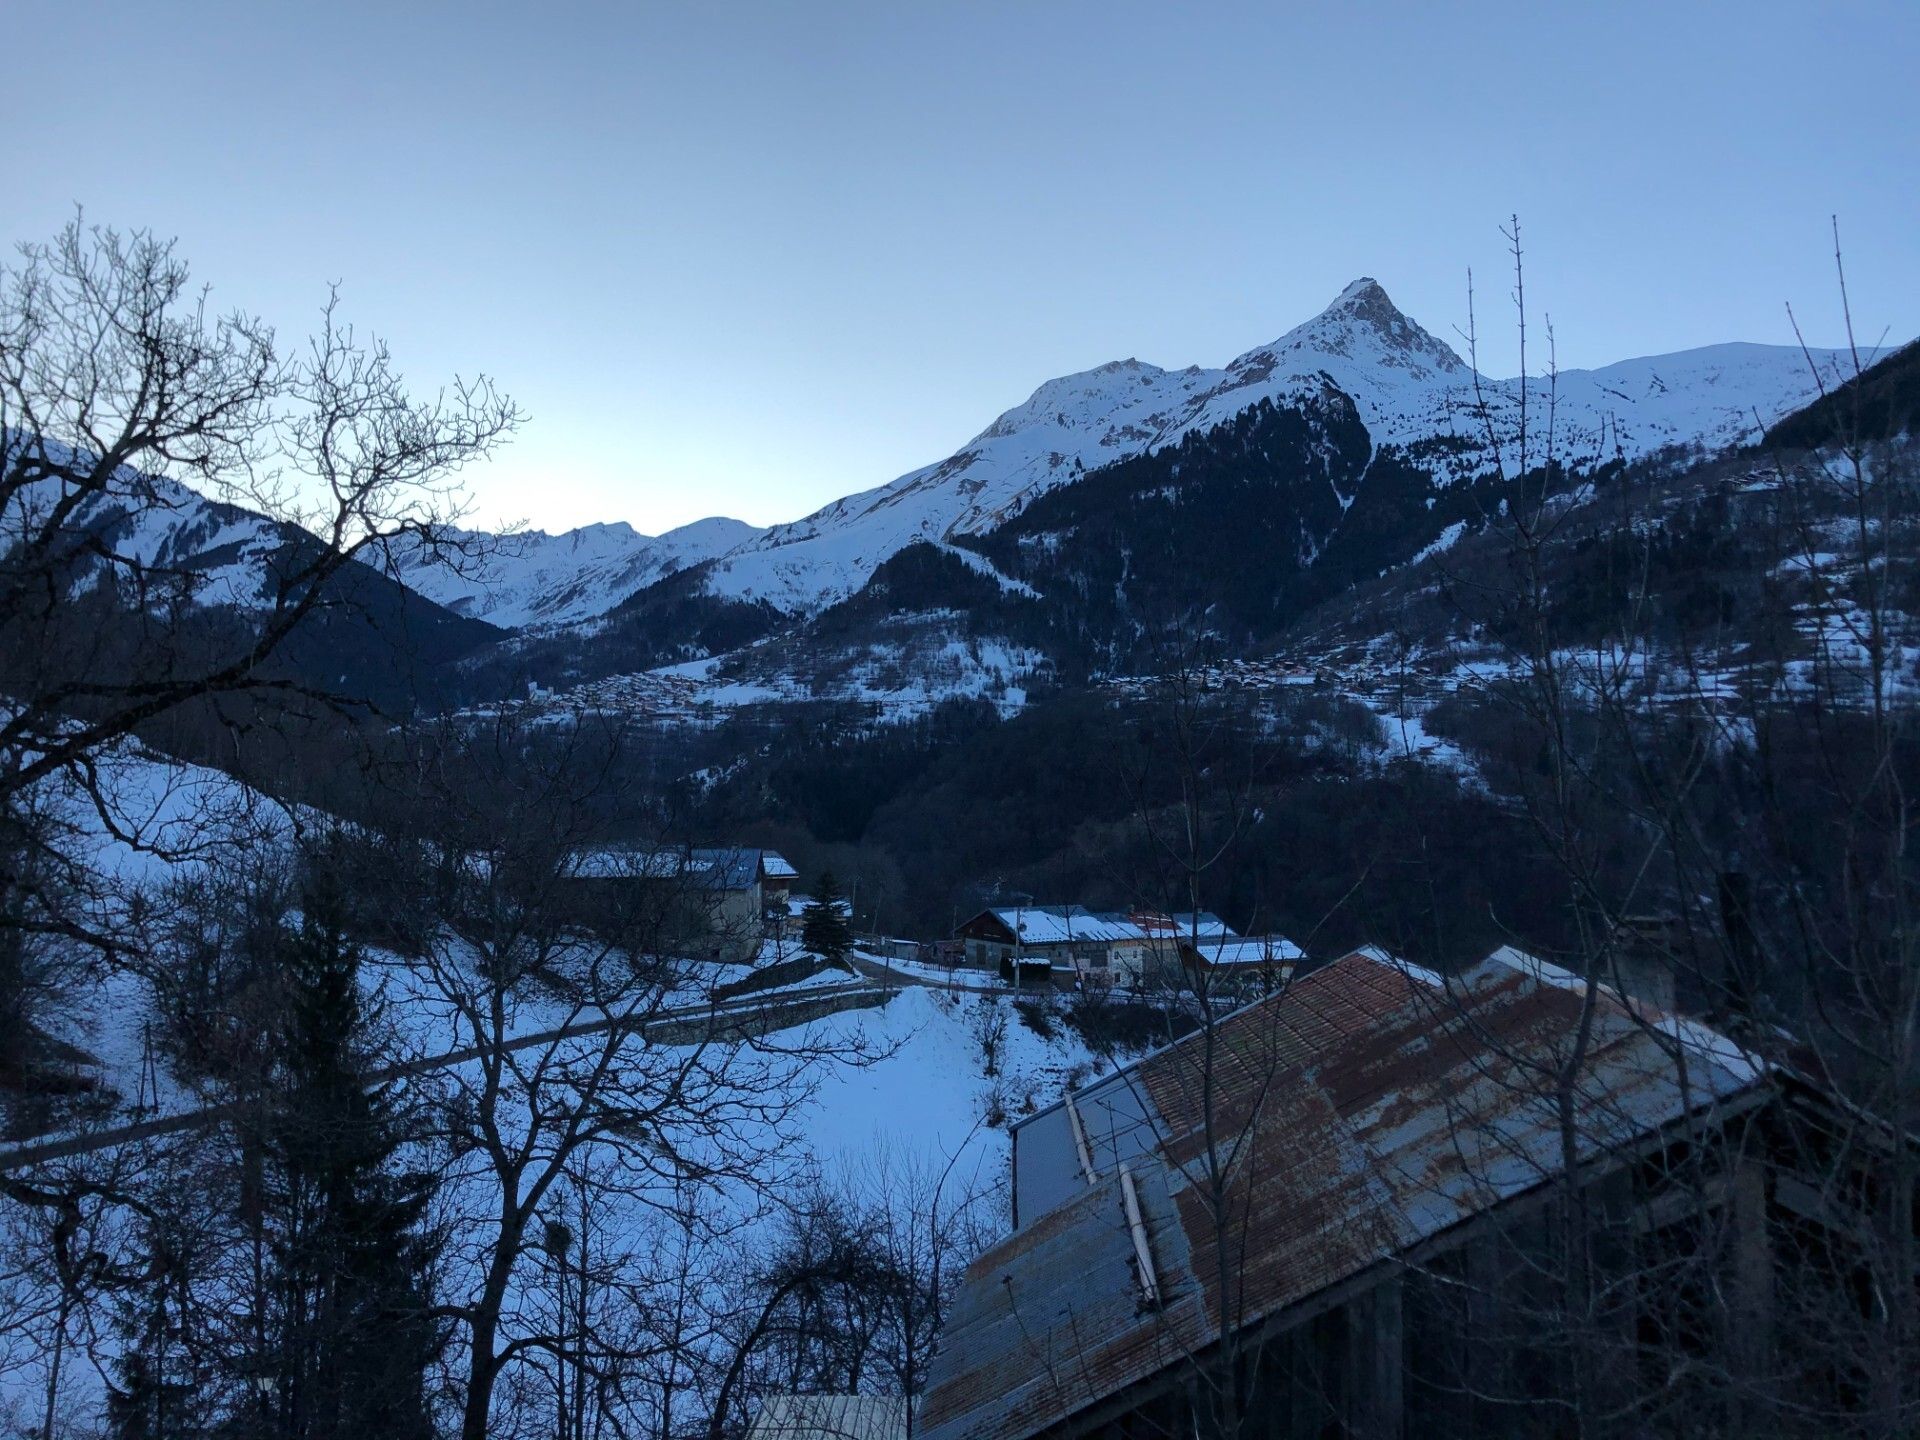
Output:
[[11, 1, 1916, 534]]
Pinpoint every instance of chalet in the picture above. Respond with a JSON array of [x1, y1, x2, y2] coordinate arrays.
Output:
[[556, 846, 790, 963], [954, 906, 1238, 988], [1177, 933, 1304, 993], [918, 945, 1914, 1440], [955, 906, 1136, 987], [955, 905, 1130, 980]]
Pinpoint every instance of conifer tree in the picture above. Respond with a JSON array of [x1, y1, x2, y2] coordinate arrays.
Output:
[[248, 857, 442, 1440], [106, 1221, 210, 1440], [801, 872, 854, 969]]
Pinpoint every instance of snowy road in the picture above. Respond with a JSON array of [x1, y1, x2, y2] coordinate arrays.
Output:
[[0, 980, 889, 1173]]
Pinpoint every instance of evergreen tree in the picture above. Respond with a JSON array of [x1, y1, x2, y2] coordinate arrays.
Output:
[[801, 871, 854, 968], [248, 858, 442, 1440], [106, 1219, 211, 1440]]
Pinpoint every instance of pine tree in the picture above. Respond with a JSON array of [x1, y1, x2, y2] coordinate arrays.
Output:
[[801, 872, 854, 969], [106, 1224, 209, 1440], [249, 859, 442, 1440]]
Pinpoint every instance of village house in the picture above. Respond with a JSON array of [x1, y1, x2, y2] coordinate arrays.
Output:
[[556, 846, 796, 964], [954, 907, 1237, 988], [1178, 932, 1305, 994], [917, 944, 1913, 1440]]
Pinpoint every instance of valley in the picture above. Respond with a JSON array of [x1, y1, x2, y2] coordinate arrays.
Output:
[[4, 212, 1916, 1440]]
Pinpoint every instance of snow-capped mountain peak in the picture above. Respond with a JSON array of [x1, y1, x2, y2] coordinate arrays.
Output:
[[687, 280, 1871, 616], [39, 282, 1878, 636], [384, 513, 763, 629], [1240, 277, 1467, 382]]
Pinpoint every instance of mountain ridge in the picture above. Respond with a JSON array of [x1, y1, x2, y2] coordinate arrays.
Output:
[[13, 283, 1892, 650], [683, 281, 1874, 616], [383, 513, 763, 628]]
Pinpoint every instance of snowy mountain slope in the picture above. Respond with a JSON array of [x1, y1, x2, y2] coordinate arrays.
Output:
[[5, 429, 760, 638], [3, 436, 306, 608], [383, 514, 762, 629], [691, 281, 1874, 615], [13, 287, 1882, 642]]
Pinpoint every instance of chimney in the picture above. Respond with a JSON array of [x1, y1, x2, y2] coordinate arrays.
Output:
[[1608, 914, 1685, 1013]]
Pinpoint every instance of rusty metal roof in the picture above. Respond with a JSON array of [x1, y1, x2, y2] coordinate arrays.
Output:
[[918, 946, 1767, 1440]]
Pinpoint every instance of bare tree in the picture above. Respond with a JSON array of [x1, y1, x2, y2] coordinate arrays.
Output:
[[369, 715, 859, 1440], [0, 216, 518, 803], [707, 1139, 997, 1439], [0, 215, 517, 1107], [1407, 217, 1919, 1437]]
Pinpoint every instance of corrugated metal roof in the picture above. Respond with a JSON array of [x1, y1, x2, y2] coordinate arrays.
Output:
[[1186, 935, 1304, 967], [967, 908, 1238, 949], [1163, 912, 1236, 939], [920, 947, 1767, 1440], [747, 1395, 906, 1439], [1014, 1070, 1164, 1226], [981, 906, 1157, 946]]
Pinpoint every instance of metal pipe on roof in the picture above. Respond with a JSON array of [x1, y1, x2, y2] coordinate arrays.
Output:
[[1119, 1162, 1160, 1308], [1065, 1093, 1097, 1184]]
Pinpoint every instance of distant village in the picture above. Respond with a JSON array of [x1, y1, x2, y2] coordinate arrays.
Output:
[[555, 842, 1305, 997]]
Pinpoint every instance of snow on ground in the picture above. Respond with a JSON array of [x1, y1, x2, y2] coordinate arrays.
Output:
[[929, 540, 1043, 600], [1410, 519, 1468, 565], [6, 739, 1097, 1203], [487, 627, 1045, 730], [1371, 705, 1480, 779], [4, 737, 1121, 1435], [795, 986, 1096, 1202], [11, 744, 300, 1120]]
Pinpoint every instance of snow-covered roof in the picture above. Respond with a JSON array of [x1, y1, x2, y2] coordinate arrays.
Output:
[[760, 851, 799, 880], [974, 905, 1242, 947], [1189, 935, 1304, 967], [975, 905, 1155, 946], [1160, 911, 1236, 939], [563, 846, 763, 889]]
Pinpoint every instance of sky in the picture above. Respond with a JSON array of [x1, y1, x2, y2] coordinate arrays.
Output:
[[10, 1, 1918, 536]]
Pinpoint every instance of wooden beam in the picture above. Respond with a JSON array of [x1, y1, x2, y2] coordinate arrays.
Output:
[[1342, 1278, 1405, 1439]]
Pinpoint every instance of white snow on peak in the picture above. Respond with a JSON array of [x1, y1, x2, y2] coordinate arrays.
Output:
[[4, 431, 760, 630], [2, 435, 297, 610], [384, 513, 763, 629], [690, 281, 1872, 615], [15, 280, 1882, 633]]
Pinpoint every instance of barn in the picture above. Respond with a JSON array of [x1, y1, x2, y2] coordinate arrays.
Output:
[[919, 945, 1914, 1438]]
